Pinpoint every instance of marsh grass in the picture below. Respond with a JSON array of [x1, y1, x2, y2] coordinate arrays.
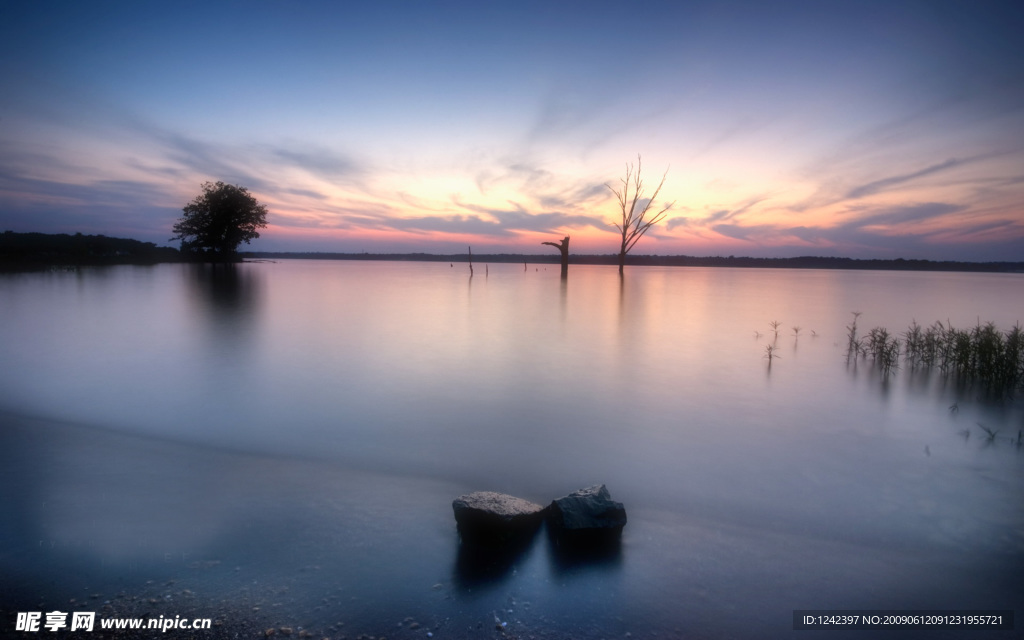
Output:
[[845, 312, 863, 362], [865, 327, 900, 377], [852, 317, 1024, 395]]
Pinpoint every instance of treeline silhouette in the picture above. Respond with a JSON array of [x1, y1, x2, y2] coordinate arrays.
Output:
[[1, 231, 180, 270], [243, 251, 1024, 273], [2, 232, 1020, 273]]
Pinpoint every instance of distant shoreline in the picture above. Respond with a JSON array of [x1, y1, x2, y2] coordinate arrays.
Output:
[[242, 251, 1024, 273], [0, 231, 180, 270], [2, 231, 1021, 273]]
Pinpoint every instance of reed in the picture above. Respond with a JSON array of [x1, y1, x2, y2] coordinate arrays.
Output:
[[865, 327, 900, 377], [849, 316, 1024, 394], [1005, 325, 1024, 388], [845, 312, 863, 362], [903, 320, 924, 367]]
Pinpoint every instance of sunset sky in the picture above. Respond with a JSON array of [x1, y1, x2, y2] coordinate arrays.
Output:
[[2, 0, 1022, 260]]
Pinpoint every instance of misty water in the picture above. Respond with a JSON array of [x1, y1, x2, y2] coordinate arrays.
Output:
[[1, 260, 1022, 638]]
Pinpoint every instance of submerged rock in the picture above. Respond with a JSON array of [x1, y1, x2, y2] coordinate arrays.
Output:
[[547, 484, 627, 542], [452, 491, 546, 543]]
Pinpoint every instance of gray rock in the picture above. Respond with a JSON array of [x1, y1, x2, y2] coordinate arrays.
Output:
[[452, 491, 545, 542], [547, 485, 627, 536]]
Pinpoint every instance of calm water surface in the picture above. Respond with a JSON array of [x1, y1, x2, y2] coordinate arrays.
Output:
[[1, 261, 1022, 638]]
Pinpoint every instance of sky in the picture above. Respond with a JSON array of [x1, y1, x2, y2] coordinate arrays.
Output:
[[1, 0, 1023, 260]]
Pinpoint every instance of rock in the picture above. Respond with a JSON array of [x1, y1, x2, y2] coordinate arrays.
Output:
[[547, 484, 626, 542], [452, 491, 545, 542]]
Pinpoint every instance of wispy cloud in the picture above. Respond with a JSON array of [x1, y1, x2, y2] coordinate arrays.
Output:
[[698, 198, 1022, 260], [270, 147, 363, 181], [0, 174, 180, 238], [838, 202, 966, 229], [710, 223, 776, 241], [474, 157, 609, 210], [399, 198, 609, 237], [845, 157, 982, 199], [460, 203, 606, 234], [701, 195, 770, 224]]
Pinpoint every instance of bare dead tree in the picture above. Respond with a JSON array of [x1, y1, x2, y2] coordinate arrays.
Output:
[[541, 235, 570, 278], [609, 156, 674, 275]]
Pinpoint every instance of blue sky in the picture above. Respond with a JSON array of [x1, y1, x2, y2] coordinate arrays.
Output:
[[1, 0, 1023, 259]]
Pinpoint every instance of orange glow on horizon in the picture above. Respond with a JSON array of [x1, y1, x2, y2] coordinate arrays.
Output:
[[242, 147, 1024, 260]]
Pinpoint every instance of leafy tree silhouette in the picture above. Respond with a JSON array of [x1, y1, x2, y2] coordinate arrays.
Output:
[[172, 181, 267, 262]]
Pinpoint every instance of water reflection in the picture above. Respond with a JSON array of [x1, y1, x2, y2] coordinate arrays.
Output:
[[559, 272, 568, 321], [185, 262, 262, 357], [452, 522, 623, 589], [851, 353, 1024, 414], [186, 262, 261, 320], [453, 535, 534, 590], [545, 525, 623, 575]]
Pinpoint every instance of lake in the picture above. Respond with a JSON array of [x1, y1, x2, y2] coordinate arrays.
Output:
[[1, 260, 1022, 639]]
